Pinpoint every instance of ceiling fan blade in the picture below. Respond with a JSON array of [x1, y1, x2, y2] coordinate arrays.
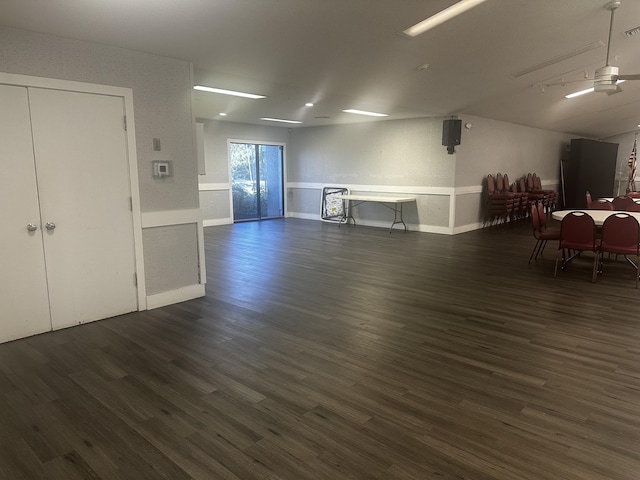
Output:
[[618, 74, 640, 81]]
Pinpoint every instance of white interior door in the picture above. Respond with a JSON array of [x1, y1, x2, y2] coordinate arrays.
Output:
[[0, 85, 52, 342], [29, 88, 138, 329]]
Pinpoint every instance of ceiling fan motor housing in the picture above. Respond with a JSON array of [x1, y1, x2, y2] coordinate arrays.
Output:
[[594, 65, 619, 92]]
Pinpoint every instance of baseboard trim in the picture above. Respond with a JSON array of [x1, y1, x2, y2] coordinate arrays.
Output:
[[146, 284, 205, 310], [204, 218, 233, 227]]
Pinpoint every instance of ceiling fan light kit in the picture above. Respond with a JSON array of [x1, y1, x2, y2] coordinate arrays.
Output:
[[594, 65, 620, 93]]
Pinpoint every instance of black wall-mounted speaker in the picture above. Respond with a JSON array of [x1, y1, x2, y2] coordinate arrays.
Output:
[[442, 119, 462, 147]]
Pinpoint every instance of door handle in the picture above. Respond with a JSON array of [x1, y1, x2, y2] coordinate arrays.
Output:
[[45, 222, 56, 231], [27, 223, 38, 232]]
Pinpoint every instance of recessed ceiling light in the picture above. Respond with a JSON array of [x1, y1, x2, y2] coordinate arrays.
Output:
[[305, 103, 314, 107], [260, 117, 302, 124], [401, 0, 488, 38], [193, 85, 266, 99], [219, 113, 227, 116], [342, 109, 389, 117]]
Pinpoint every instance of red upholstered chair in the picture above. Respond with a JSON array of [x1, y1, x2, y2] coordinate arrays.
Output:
[[585, 191, 592, 208], [627, 192, 640, 198], [590, 199, 614, 210], [529, 202, 560, 263], [503, 173, 525, 221], [599, 213, 640, 288], [612, 195, 636, 211], [554, 211, 600, 282], [626, 201, 640, 212], [537, 201, 559, 234], [484, 174, 516, 227]]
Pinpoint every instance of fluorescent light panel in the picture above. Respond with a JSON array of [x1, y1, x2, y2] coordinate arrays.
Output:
[[260, 117, 302, 124], [342, 109, 389, 117], [565, 87, 594, 99], [193, 85, 265, 99], [402, 0, 488, 38], [565, 80, 625, 99]]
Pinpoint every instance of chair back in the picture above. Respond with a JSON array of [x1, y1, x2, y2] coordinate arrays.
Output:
[[533, 174, 542, 190], [487, 174, 496, 194], [537, 202, 548, 229], [503, 173, 511, 191], [530, 203, 541, 232], [496, 173, 506, 192], [526, 173, 534, 191], [560, 212, 597, 251], [590, 199, 614, 210], [585, 191, 592, 208], [627, 191, 640, 198], [611, 195, 636, 211], [518, 177, 527, 193], [601, 213, 640, 255], [627, 201, 640, 212]]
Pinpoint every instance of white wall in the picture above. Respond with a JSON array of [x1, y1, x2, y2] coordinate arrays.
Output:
[[454, 115, 574, 229], [0, 26, 203, 306], [286, 115, 572, 233]]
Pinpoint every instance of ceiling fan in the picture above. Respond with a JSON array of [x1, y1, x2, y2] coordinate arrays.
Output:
[[545, 0, 640, 95], [593, 0, 640, 93]]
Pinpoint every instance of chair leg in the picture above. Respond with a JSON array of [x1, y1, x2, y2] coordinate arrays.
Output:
[[528, 239, 541, 264], [592, 251, 599, 283], [539, 239, 548, 256], [554, 249, 561, 277]]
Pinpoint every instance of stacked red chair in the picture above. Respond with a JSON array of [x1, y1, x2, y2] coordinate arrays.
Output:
[[484, 174, 516, 227]]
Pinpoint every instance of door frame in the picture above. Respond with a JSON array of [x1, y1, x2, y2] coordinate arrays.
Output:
[[226, 138, 287, 222], [0, 72, 146, 310]]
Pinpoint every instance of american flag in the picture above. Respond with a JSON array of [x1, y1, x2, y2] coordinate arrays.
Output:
[[628, 138, 637, 192]]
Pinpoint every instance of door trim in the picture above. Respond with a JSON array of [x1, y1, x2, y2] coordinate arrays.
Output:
[[0, 72, 146, 310]]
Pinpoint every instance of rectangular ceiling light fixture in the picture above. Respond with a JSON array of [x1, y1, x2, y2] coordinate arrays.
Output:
[[401, 0, 488, 38], [342, 109, 389, 117], [565, 80, 625, 99], [565, 86, 595, 99], [260, 117, 302, 124], [193, 85, 266, 99]]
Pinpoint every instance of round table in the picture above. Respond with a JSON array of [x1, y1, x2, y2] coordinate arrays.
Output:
[[551, 209, 640, 226]]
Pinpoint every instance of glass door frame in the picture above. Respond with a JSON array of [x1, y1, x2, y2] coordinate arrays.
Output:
[[227, 139, 287, 222]]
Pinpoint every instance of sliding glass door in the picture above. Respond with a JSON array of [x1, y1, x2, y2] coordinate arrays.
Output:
[[230, 142, 284, 221]]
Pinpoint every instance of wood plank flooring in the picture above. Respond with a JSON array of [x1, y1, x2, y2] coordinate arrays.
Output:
[[2, 218, 640, 479]]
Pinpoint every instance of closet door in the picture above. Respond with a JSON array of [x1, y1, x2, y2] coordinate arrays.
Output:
[[29, 88, 138, 329], [0, 85, 52, 342]]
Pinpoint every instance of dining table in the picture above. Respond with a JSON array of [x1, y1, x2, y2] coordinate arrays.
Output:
[[600, 197, 640, 203], [551, 209, 640, 225]]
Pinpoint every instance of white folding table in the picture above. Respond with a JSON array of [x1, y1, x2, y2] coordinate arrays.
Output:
[[336, 194, 416, 232]]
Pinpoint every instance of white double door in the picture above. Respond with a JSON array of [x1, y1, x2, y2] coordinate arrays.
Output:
[[1, 84, 138, 343]]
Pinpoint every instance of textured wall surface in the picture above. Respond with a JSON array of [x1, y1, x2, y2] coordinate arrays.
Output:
[[0, 26, 198, 212], [288, 118, 455, 187], [454, 115, 573, 188], [0, 26, 201, 296], [142, 224, 200, 295]]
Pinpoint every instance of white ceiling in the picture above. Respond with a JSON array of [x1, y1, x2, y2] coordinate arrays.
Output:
[[2, 0, 640, 138]]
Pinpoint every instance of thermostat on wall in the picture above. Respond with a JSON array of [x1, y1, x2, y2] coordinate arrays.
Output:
[[152, 160, 172, 179]]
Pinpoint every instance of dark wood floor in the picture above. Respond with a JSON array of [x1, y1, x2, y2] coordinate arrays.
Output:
[[2, 218, 640, 479]]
